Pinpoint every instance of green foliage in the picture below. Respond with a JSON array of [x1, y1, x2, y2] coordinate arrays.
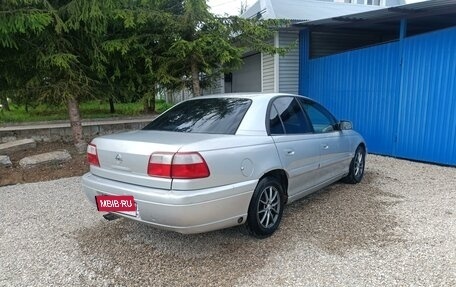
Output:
[[42, 53, 78, 71], [1, 0, 293, 118], [0, 0, 53, 48], [0, 99, 173, 123]]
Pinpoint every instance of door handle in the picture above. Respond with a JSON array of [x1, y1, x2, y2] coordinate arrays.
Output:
[[285, 149, 295, 156], [322, 144, 329, 150]]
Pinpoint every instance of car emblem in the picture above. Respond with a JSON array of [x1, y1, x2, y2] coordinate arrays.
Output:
[[115, 154, 122, 163]]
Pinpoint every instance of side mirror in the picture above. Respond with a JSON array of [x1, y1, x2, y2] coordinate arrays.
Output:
[[338, 120, 353, 130]]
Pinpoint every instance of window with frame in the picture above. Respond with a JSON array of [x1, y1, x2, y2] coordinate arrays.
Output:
[[298, 99, 337, 133], [269, 97, 312, 135]]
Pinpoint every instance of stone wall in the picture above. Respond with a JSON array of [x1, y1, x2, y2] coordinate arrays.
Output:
[[0, 118, 152, 143]]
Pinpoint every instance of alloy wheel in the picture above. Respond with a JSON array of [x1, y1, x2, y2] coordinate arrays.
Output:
[[354, 151, 364, 177], [256, 186, 281, 229]]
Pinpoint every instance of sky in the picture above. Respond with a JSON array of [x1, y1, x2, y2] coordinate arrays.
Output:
[[208, 0, 427, 16], [208, 0, 254, 16]]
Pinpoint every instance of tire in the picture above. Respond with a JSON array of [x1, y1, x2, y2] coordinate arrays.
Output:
[[343, 145, 366, 184], [246, 176, 284, 238]]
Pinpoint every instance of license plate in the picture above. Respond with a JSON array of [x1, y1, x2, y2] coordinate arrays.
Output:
[[95, 195, 137, 217]]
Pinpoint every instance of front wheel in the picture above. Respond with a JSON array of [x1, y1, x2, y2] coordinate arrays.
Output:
[[343, 145, 366, 184], [246, 177, 284, 238]]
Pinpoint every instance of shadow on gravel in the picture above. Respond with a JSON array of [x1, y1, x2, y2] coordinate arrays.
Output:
[[74, 171, 405, 285], [75, 218, 274, 286], [280, 171, 406, 255]]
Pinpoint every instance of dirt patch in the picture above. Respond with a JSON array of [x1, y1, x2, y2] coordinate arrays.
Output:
[[0, 141, 88, 186]]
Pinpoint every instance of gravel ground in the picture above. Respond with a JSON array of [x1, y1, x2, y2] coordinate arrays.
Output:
[[1, 155, 455, 286]]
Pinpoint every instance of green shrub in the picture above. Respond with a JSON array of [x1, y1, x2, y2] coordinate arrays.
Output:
[[0, 100, 173, 124]]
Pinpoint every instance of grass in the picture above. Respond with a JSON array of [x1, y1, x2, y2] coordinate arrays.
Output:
[[0, 99, 173, 124]]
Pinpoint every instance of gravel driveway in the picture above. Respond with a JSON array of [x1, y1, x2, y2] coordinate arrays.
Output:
[[1, 155, 455, 286]]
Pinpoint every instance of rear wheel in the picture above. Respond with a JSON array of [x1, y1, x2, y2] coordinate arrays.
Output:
[[343, 145, 366, 184], [246, 177, 284, 238]]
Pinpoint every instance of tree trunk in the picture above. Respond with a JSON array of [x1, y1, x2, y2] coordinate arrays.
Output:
[[149, 93, 155, 113], [0, 95, 10, 111], [67, 97, 86, 153], [143, 98, 155, 113], [109, 97, 115, 114], [166, 90, 173, 104], [143, 88, 156, 114], [143, 100, 152, 113], [191, 56, 201, 97]]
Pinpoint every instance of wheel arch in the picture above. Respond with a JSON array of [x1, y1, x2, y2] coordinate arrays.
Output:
[[354, 137, 367, 154], [260, 169, 289, 204], [357, 141, 367, 160]]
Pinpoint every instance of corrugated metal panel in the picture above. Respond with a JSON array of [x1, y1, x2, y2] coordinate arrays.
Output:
[[271, 0, 381, 21], [310, 30, 396, 58], [395, 26, 456, 165], [278, 31, 299, 94], [299, 29, 310, 96], [242, 0, 381, 21], [295, 0, 456, 27], [301, 24, 456, 166], [262, 53, 275, 92], [307, 41, 401, 155]]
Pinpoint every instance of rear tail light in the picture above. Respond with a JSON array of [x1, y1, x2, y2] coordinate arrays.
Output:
[[87, 143, 100, 166], [148, 152, 210, 179], [147, 153, 174, 177], [172, 153, 210, 179]]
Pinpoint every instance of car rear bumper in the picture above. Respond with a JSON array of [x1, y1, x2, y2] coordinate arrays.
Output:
[[82, 173, 256, 234]]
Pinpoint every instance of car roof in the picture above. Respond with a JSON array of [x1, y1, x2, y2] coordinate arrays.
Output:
[[193, 93, 312, 101]]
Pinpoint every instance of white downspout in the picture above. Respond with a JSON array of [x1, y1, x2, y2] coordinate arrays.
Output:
[[274, 31, 279, 93]]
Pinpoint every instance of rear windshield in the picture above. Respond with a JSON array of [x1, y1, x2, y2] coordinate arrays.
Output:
[[143, 98, 252, 134]]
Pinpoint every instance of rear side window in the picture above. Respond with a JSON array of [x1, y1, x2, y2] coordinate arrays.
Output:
[[269, 105, 285, 134], [143, 98, 251, 134], [269, 97, 312, 134]]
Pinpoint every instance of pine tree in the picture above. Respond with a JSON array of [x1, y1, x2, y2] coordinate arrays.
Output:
[[1, 0, 291, 143], [0, 0, 53, 112], [163, 0, 290, 96], [1, 0, 114, 151]]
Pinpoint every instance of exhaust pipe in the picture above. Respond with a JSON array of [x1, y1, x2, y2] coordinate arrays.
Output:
[[103, 213, 120, 221]]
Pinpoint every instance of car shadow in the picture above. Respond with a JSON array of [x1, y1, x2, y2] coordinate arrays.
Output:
[[74, 170, 405, 285], [280, 170, 406, 255], [74, 216, 272, 286]]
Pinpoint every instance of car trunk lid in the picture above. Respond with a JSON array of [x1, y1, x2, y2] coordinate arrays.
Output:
[[89, 130, 223, 189]]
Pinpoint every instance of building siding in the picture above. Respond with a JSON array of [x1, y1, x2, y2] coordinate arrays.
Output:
[[300, 25, 456, 166], [202, 77, 224, 95], [278, 31, 299, 94], [262, 53, 275, 92]]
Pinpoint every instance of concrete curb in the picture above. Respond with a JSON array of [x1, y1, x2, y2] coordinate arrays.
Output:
[[0, 116, 155, 143]]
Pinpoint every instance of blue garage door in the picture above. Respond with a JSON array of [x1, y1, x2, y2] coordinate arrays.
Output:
[[303, 26, 456, 166], [396, 28, 456, 165]]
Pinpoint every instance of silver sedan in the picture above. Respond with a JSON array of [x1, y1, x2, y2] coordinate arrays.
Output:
[[82, 93, 366, 238]]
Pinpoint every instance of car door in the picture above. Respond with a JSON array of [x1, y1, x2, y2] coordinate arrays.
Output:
[[298, 98, 351, 182], [269, 96, 323, 200]]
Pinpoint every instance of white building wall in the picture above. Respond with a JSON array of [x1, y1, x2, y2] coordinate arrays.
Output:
[[278, 31, 300, 94], [262, 53, 275, 92]]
